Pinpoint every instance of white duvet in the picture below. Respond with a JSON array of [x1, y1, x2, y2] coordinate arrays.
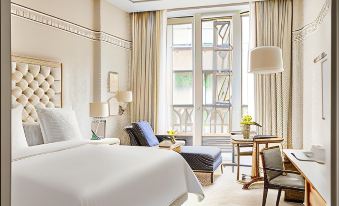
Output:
[[12, 140, 204, 206]]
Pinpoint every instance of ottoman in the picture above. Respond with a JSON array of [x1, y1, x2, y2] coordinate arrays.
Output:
[[180, 146, 223, 183]]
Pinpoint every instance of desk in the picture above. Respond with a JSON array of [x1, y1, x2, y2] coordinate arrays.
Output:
[[284, 149, 327, 206], [231, 136, 284, 189]]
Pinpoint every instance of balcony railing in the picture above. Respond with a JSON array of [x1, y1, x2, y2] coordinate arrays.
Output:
[[172, 105, 194, 134], [172, 104, 231, 135]]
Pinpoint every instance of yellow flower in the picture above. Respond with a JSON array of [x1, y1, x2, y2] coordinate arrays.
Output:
[[167, 129, 176, 136]]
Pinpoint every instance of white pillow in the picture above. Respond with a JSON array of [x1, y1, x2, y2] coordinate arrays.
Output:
[[36, 107, 82, 143], [23, 123, 44, 146], [12, 105, 28, 151]]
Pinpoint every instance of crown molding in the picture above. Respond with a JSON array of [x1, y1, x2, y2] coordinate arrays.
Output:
[[129, 0, 161, 3], [11, 3, 132, 50], [293, 0, 330, 44]]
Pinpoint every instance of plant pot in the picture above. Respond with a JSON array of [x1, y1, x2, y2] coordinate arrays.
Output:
[[242, 124, 251, 139]]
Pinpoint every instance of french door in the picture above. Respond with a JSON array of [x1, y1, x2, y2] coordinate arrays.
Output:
[[167, 15, 239, 146]]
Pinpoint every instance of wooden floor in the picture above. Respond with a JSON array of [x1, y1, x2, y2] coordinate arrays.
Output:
[[183, 166, 303, 206]]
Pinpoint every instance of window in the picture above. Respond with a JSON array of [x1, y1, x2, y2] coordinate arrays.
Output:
[[167, 21, 194, 133]]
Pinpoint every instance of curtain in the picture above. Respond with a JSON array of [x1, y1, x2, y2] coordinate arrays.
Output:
[[131, 11, 163, 131], [156, 11, 171, 134], [250, 0, 294, 148]]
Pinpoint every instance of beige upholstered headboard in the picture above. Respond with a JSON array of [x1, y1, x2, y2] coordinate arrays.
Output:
[[11, 55, 62, 123]]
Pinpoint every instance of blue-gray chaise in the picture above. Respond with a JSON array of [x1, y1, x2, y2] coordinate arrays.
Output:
[[125, 121, 223, 183]]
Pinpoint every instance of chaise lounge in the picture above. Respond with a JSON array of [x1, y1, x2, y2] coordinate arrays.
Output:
[[125, 121, 223, 183]]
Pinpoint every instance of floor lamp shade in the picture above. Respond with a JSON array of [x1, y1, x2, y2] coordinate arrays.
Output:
[[90, 102, 109, 118], [249, 46, 284, 74]]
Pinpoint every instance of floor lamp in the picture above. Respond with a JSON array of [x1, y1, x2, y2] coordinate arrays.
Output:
[[249, 46, 284, 135]]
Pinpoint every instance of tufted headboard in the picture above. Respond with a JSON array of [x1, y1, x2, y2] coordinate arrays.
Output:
[[11, 55, 63, 123]]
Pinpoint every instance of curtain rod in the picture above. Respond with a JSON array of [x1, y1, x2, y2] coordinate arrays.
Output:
[[167, 2, 249, 12]]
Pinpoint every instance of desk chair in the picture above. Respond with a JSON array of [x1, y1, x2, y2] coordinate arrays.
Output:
[[260, 146, 305, 206]]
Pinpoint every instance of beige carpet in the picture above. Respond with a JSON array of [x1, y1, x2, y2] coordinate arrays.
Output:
[[183, 167, 303, 206]]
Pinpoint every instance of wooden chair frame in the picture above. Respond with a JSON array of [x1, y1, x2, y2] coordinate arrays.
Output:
[[260, 146, 305, 206]]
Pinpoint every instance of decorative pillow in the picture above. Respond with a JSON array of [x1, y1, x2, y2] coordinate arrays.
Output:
[[36, 107, 82, 143], [132, 121, 159, 147], [12, 105, 29, 151], [23, 123, 44, 146]]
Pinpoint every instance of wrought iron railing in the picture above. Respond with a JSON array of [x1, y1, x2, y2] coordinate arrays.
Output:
[[172, 104, 231, 135]]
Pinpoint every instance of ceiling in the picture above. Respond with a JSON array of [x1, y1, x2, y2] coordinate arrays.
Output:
[[106, 0, 250, 13]]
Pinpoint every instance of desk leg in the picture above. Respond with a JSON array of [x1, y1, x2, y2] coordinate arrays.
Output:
[[242, 177, 264, 190], [243, 142, 263, 190], [251, 142, 257, 177], [256, 142, 260, 177], [232, 144, 235, 173]]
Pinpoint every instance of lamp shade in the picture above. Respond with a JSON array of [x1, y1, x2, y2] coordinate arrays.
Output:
[[117, 91, 133, 103], [249, 46, 284, 74], [89, 102, 109, 117]]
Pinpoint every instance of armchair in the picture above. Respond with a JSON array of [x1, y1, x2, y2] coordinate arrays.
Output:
[[260, 146, 305, 206]]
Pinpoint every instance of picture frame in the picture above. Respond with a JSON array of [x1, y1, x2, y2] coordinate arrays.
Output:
[[109, 72, 119, 93]]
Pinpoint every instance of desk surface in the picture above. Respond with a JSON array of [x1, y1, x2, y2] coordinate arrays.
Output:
[[284, 149, 329, 204], [231, 135, 283, 143]]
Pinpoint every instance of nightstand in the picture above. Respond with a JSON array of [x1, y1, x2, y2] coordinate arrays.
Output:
[[90, 138, 120, 146]]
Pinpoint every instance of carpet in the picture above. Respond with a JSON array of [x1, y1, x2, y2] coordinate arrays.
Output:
[[183, 166, 303, 206]]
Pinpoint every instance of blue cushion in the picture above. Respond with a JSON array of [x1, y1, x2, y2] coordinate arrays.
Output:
[[132, 121, 159, 147]]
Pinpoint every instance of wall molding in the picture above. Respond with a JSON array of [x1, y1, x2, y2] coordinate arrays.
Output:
[[292, 0, 330, 44], [11, 3, 132, 50]]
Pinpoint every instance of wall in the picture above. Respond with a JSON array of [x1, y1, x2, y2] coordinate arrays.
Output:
[[293, 0, 331, 202], [99, 0, 131, 144], [11, 0, 132, 143]]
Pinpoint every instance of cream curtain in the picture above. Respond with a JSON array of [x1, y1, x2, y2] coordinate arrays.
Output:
[[250, 0, 294, 148], [131, 11, 163, 131]]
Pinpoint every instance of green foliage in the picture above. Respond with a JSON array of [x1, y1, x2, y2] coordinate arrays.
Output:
[[175, 73, 192, 88], [204, 74, 213, 88], [240, 114, 262, 127]]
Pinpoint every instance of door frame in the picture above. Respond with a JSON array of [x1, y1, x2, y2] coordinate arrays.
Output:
[[1, 0, 12, 206]]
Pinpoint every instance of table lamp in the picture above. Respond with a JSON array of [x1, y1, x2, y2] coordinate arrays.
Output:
[[89, 102, 109, 140]]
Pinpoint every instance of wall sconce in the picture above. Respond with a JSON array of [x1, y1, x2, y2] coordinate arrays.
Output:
[[117, 91, 132, 115]]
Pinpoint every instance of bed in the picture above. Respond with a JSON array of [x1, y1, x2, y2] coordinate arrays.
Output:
[[12, 140, 203, 206], [11, 56, 204, 206]]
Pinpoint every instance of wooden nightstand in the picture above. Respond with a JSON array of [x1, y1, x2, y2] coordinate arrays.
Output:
[[90, 138, 120, 146]]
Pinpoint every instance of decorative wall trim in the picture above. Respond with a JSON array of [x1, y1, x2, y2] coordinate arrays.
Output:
[[129, 0, 161, 3], [292, 0, 330, 44], [11, 3, 132, 50]]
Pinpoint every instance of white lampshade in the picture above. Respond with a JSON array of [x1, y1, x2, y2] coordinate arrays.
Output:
[[89, 102, 109, 118], [117, 91, 133, 103], [249, 46, 284, 74]]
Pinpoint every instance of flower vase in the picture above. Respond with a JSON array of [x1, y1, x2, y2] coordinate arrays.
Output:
[[242, 124, 251, 139], [169, 135, 176, 144]]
